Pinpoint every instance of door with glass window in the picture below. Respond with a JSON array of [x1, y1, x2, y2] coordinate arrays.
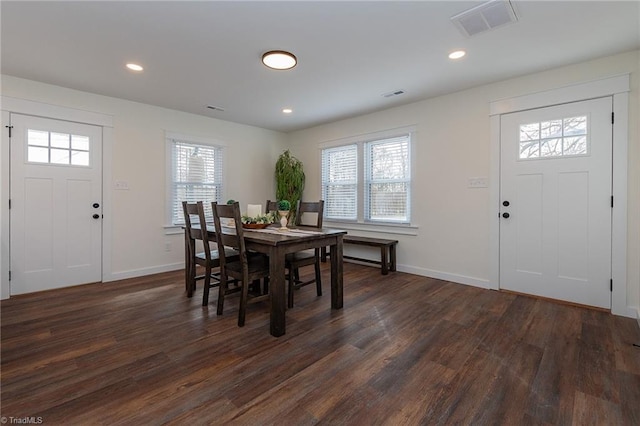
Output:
[[499, 97, 612, 308], [10, 114, 102, 294]]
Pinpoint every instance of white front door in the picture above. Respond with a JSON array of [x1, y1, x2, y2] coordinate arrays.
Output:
[[499, 97, 612, 309], [10, 114, 103, 294]]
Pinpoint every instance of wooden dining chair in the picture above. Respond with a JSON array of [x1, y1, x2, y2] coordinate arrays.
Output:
[[265, 199, 278, 214], [212, 201, 271, 326], [286, 200, 324, 308], [182, 201, 239, 306]]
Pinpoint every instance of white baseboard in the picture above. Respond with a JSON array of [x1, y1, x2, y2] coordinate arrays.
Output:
[[106, 260, 489, 289], [104, 262, 184, 283], [612, 303, 639, 319], [397, 264, 491, 289]]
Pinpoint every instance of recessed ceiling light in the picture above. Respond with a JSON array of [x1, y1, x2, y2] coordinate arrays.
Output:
[[448, 50, 466, 60], [262, 51, 297, 70], [282, 108, 293, 114], [126, 63, 144, 71]]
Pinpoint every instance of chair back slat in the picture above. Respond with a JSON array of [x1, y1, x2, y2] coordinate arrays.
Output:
[[295, 200, 324, 227], [265, 199, 278, 214]]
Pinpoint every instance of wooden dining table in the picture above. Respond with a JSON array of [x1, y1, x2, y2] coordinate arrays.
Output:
[[186, 225, 346, 337]]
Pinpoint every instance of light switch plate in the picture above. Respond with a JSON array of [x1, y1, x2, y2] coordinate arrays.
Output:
[[468, 177, 488, 188], [114, 180, 130, 190]]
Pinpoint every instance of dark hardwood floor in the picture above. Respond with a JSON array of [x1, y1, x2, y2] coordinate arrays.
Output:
[[2, 264, 639, 425]]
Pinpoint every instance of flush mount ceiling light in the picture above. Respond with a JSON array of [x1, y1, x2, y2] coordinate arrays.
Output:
[[282, 108, 293, 114], [262, 51, 297, 70], [126, 63, 144, 72], [448, 50, 466, 59]]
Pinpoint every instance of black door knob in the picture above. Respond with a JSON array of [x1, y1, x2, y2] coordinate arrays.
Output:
[[93, 214, 100, 219], [502, 212, 510, 218], [93, 203, 100, 208], [503, 201, 510, 207]]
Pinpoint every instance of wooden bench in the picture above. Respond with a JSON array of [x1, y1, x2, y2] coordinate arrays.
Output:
[[322, 235, 398, 275]]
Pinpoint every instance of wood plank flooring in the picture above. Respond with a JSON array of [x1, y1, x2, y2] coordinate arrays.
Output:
[[2, 264, 639, 425]]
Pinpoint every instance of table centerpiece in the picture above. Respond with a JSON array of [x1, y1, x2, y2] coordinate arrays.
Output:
[[241, 211, 277, 229]]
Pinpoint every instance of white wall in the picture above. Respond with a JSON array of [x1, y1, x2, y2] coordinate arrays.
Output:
[[0, 76, 288, 286], [1, 50, 638, 316], [287, 50, 640, 316]]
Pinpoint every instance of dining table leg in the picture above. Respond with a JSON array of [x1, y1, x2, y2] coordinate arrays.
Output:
[[330, 235, 344, 309], [269, 247, 286, 337]]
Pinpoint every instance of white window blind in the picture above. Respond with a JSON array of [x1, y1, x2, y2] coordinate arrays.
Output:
[[170, 138, 223, 225], [321, 144, 357, 220], [365, 135, 410, 223]]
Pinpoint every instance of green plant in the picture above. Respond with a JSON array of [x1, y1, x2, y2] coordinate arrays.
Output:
[[226, 199, 236, 204], [275, 150, 305, 221], [241, 213, 275, 224], [277, 199, 291, 211]]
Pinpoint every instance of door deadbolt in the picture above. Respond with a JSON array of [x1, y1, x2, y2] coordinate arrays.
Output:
[[502, 201, 510, 207]]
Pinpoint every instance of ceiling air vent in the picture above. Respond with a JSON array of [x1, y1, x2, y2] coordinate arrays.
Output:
[[451, 0, 518, 37], [382, 90, 405, 98], [206, 105, 225, 112]]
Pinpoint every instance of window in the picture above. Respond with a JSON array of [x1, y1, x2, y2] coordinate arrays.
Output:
[[365, 136, 410, 222], [322, 131, 412, 224], [168, 136, 224, 226], [519, 115, 588, 159], [321, 145, 358, 220], [27, 129, 90, 166]]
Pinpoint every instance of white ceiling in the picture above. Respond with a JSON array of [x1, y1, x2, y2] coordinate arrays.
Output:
[[2, 1, 639, 133]]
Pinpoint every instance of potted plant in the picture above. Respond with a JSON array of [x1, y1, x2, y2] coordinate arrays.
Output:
[[275, 150, 305, 223], [277, 199, 291, 229], [277, 199, 291, 212]]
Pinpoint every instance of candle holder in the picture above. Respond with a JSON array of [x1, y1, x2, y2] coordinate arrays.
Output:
[[247, 204, 262, 219], [278, 210, 289, 230]]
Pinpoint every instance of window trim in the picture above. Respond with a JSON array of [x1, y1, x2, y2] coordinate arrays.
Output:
[[165, 132, 227, 233], [319, 125, 416, 227]]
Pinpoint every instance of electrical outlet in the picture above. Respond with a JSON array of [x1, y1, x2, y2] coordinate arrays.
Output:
[[165, 241, 171, 252]]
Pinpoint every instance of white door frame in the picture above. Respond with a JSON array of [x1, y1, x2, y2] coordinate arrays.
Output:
[[489, 74, 631, 318], [1, 96, 114, 299]]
